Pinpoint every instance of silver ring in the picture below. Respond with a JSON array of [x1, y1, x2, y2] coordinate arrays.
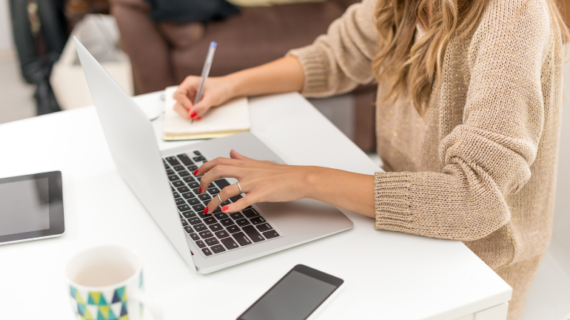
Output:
[[237, 182, 243, 194], [217, 194, 223, 204]]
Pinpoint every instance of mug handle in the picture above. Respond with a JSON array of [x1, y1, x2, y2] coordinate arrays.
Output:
[[130, 292, 163, 320]]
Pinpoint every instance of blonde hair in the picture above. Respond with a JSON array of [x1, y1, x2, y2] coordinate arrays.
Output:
[[372, 0, 570, 116]]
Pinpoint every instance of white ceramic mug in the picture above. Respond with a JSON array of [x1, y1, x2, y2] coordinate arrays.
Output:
[[65, 245, 161, 320]]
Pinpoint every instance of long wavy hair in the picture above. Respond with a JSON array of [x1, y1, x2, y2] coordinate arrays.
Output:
[[372, 0, 570, 116]]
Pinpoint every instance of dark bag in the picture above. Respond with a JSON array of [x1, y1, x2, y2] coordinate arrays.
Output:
[[144, 0, 239, 23]]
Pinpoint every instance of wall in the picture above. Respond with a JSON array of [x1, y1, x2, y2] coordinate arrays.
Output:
[[0, 0, 14, 53]]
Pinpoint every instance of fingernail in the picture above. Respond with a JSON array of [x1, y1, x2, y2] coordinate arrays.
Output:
[[222, 206, 229, 212], [197, 116, 202, 120], [203, 207, 209, 214], [193, 169, 199, 175], [190, 111, 197, 118], [198, 187, 202, 193]]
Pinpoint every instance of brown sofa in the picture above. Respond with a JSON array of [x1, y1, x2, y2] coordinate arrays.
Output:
[[111, 0, 377, 151]]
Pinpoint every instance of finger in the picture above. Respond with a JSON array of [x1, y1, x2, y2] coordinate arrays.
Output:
[[173, 90, 193, 110], [223, 194, 256, 213], [229, 149, 252, 161], [205, 183, 241, 214], [189, 95, 214, 118], [198, 164, 244, 195], [194, 157, 242, 177], [173, 102, 191, 119]]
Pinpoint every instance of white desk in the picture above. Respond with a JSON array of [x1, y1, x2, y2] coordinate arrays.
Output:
[[0, 92, 511, 320]]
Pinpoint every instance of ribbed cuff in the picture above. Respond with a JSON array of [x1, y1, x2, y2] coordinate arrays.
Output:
[[287, 46, 330, 97], [374, 172, 415, 233]]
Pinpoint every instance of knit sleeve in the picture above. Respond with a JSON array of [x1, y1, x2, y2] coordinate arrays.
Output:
[[374, 0, 553, 241], [287, 0, 379, 97]]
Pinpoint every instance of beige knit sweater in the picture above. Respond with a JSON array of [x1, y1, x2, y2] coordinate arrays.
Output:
[[289, 0, 564, 318]]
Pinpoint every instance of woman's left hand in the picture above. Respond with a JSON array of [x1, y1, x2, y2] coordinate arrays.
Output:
[[196, 150, 313, 214]]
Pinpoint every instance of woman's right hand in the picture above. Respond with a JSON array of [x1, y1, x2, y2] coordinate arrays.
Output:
[[172, 75, 236, 120]]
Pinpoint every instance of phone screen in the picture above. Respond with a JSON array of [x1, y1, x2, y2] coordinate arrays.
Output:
[[238, 265, 342, 320]]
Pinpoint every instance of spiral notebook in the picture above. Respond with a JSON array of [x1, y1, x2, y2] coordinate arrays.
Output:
[[162, 86, 251, 141]]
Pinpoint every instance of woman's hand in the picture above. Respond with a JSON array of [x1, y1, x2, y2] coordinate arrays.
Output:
[[196, 150, 313, 214], [172, 76, 236, 120]]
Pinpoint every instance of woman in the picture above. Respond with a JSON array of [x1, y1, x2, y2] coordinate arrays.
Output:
[[172, 0, 568, 318]]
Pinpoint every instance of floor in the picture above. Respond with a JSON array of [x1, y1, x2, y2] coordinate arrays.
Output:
[[0, 53, 35, 124], [0, 52, 569, 319]]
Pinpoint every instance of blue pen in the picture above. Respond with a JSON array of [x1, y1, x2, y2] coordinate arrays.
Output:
[[192, 41, 217, 123]]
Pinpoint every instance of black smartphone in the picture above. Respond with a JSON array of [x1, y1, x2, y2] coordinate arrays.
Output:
[[237, 264, 344, 320]]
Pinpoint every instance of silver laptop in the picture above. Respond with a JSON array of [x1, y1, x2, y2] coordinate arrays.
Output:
[[75, 38, 353, 274]]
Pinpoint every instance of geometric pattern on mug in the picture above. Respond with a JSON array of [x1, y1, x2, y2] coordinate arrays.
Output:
[[70, 285, 129, 320]]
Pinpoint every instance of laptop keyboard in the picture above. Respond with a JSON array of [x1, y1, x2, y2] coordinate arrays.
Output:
[[163, 151, 281, 257]]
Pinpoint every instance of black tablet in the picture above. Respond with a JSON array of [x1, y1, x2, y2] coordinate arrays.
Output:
[[0, 171, 64, 245]]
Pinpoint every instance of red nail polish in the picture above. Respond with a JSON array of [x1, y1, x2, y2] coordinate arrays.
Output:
[[193, 169, 199, 175], [203, 207, 209, 214], [198, 187, 202, 193], [222, 206, 229, 212], [197, 116, 202, 120], [190, 111, 197, 118]]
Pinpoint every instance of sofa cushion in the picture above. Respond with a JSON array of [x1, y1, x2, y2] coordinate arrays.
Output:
[[170, 1, 346, 82], [228, 0, 327, 7]]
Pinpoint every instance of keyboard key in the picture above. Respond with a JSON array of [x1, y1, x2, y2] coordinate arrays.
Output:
[[220, 237, 238, 250], [166, 169, 174, 175], [214, 179, 230, 189], [199, 230, 214, 239], [174, 165, 185, 171], [250, 216, 266, 225], [173, 192, 180, 198], [215, 230, 230, 239], [221, 219, 235, 227], [192, 188, 201, 194], [188, 181, 200, 188], [193, 156, 206, 162], [189, 217, 201, 225], [166, 156, 181, 166], [195, 240, 206, 248], [208, 187, 220, 195], [230, 212, 244, 220], [209, 223, 223, 232], [175, 198, 185, 205], [168, 175, 179, 181], [184, 226, 193, 233], [177, 186, 190, 193], [172, 180, 184, 187], [196, 211, 208, 219], [177, 154, 194, 166], [192, 204, 205, 212], [181, 219, 188, 226], [211, 245, 226, 253], [230, 195, 243, 202], [196, 176, 202, 182], [205, 237, 219, 246], [263, 230, 280, 239], [203, 217, 217, 225], [242, 208, 259, 219], [179, 171, 190, 177], [194, 224, 207, 232], [235, 219, 250, 227], [198, 194, 211, 201], [182, 211, 195, 219], [256, 223, 272, 233], [177, 204, 191, 212], [183, 192, 196, 199], [242, 225, 265, 243], [188, 165, 198, 172], [213, 207, 222, 213], [202, 248, 212, 256], [227, 225, 240, 233], [232, 232, 252, 246], [190, 233, 200, 241], [193, 150, 202, 156], [214, 212, 228, 220], [187, 198, 200, 205], [183, 176, 195, 183]]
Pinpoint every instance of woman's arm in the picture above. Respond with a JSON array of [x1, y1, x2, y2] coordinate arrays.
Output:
[[172, 56, 304, 119], [195, 150, 376, 218]]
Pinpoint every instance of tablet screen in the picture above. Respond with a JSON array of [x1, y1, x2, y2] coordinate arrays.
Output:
[[0, 177, 50, 237]]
